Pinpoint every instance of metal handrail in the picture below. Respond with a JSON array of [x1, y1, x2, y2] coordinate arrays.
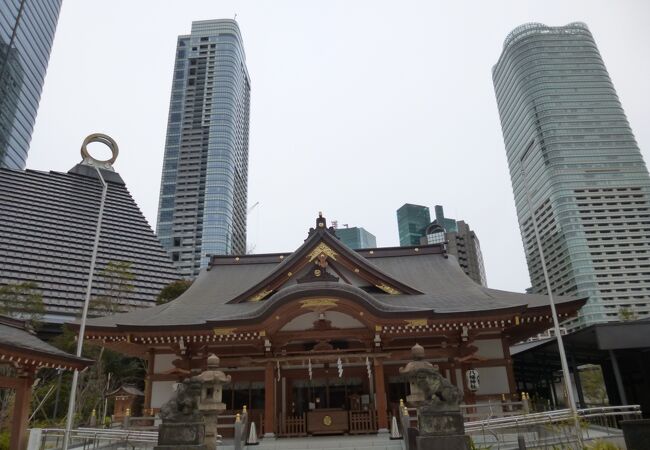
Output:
[[465, 405, 642, 432]]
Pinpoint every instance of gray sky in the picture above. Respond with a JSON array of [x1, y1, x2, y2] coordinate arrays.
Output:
[[28, 0, 650, 293]]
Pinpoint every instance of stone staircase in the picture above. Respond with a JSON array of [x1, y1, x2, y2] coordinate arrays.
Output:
[[219, 434, 404, 450]]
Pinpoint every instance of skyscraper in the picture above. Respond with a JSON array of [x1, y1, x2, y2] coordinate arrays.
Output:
[[334, 226, 377, 250], [397, 203, 431, 246], [0, 0, 62, 169], [493, 22, 650, 327], [156, 19, 251, 277], [420, 205, 487, 286]]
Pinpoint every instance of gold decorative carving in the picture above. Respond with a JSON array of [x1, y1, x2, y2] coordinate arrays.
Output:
[[213, 327, 237, 336], [376, 283, 401, 295], [405, 319, 428, 327], [323, 415, 332, 426], [375, 325, 383, 332], [307, 243, 338, 262], [250, 289, 272, 302], [259, 330, 266, 337], [300, 298, 338, 311]]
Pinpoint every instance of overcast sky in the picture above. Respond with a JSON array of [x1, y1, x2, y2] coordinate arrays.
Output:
[[27, 0, 650, 293]]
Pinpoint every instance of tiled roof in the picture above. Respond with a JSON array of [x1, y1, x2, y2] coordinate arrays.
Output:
[[84, 225, 583, 330], [0, 164, 181, 322]]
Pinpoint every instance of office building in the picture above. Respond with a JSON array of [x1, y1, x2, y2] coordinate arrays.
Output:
[[0, 143, 180, 323], [334, 226, 377, 249], [0, 0, 62, 169], [421, 205, 487, 286], [493, 23, 650, 327], [396, 203, 430, 246], [156, 19, 251, 277]]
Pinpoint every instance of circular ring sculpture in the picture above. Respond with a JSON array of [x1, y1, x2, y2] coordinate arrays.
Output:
[[80, 133, 119, 165]]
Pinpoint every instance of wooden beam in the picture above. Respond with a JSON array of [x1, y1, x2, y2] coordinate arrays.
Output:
[[0, 375, 22, 389]]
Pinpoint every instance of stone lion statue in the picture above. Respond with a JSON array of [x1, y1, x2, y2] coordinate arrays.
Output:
[[412, 367, 461, 408], [159, 376, 203, 423]]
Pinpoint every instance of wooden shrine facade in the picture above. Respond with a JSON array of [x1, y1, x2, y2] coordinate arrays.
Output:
[[0, 315, 92, 449], [81, 214, 585, 436]]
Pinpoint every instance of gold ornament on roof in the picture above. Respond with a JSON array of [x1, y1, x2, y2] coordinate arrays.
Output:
[[307, 243, 338, 263], [376, 283, 401, 295], [250, 288, 272, 302], [405, 319, 428, 328], [300, 298, 338, 311], [213, 327, 237, 336]]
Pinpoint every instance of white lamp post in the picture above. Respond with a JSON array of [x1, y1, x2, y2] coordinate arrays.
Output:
[[63, 134, 118, 450], [519, 151, 582, 445]]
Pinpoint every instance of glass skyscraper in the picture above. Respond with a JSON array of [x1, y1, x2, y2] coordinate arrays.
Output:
[[0, 0, 62, 169], [493, 22, 650, 327], [156, 19, 251, 277], [397, 203, 431, 246], [334, 226, 377, 250]]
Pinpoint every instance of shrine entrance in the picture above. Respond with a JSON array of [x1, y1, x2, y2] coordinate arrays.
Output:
[[276, 357, 380, 436]]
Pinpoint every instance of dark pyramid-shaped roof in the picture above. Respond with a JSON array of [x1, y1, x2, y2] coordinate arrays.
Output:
[[0, 161, 181, 322]]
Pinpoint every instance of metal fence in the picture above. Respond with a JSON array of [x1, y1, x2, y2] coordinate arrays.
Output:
[[400, 404, 642, 450], [34, 428, 157, 450]]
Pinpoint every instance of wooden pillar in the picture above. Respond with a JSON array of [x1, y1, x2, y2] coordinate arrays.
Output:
[[502, 337, 517, 399], [373, 358, 388, 432], [264, 362, 275, 436], [10, 372, 33, 450], [144, 349, 155, 414]]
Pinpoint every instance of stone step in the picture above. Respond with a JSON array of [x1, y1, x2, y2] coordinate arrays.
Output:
[[219, 434, 404, 450]]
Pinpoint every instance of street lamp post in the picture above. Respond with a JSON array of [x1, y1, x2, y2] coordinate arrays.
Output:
[[62, 134, 118, 450], [519, 155, 583, 446]]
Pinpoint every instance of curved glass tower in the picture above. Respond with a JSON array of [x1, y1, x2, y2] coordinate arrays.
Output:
[[156, 19, 251, 277], [493, 22, 650, 328], [0, 0, 62, 169]]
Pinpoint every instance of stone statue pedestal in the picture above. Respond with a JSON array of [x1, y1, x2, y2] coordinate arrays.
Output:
[[415, 408, 469, 450], [417, 407, 464, 436], [416, 434, 471, 450], [154, 422, 207, 450], [398, 344, 470, 450]]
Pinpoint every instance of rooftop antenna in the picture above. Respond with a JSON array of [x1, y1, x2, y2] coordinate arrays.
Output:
[[234, 13, 238, 20]]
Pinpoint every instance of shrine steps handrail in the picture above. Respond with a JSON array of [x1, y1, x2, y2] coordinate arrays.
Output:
[[463, 405, 642, 432]]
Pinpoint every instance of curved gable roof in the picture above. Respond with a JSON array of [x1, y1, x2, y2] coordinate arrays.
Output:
[[83, 217, 585, 331]]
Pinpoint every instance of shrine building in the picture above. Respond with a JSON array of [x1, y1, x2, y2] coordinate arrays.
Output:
[[80, 214, 584, 436]]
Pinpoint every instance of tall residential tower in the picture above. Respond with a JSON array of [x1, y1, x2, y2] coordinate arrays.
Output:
[[493, 23, 650, 327], [157, 20, 251, 277], [0, 0, 62, 169]]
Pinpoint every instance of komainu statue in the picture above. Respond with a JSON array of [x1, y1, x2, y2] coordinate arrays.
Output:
[[399, 343, 462, 410], [159, 377, 203, 423], [155, 377, 207, 450], [399, 343, 469, 449]]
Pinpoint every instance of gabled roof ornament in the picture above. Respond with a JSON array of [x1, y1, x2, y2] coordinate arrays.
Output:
[[309, 212, 336, 237], [80, 133, 118, 171]]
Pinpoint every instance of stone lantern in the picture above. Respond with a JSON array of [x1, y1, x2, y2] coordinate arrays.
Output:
[[195, 354, 231, 449]]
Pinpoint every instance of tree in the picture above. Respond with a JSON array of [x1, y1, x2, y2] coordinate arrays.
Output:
[[156, 279, 192, 305], [0, 281, 44, 327], [618, 307, 636, 321], [580, 365, 608, 405], [91, 261, 135, 316]]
